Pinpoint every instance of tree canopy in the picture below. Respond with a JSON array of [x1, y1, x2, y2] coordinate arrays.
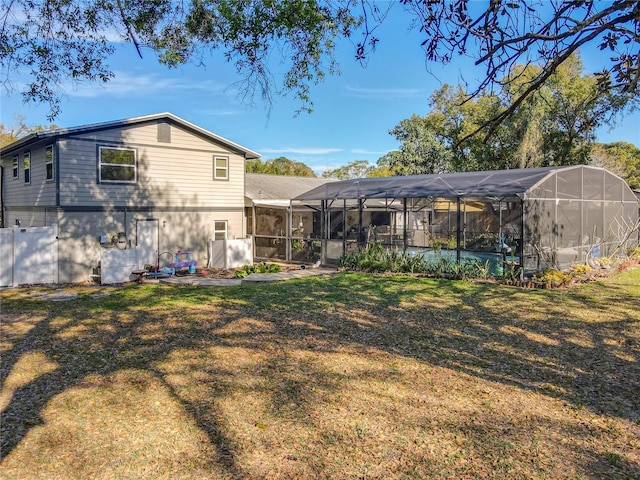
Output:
[[591, 142, 640, 190], [2, 1, 638, 124], [246, 157, 316, 177], [0, 116, 59, 147], [380, 54, 632, 175], [321, 160, 391, 179]]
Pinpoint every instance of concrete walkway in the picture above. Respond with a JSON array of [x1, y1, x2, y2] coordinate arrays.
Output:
[[159, 268, 337, 286]]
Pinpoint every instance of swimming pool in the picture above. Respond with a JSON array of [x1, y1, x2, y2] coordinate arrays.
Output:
[[407, 248, 510, 276]]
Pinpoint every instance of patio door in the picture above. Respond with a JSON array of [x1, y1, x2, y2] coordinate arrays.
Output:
[[136, 219, 159, 268]]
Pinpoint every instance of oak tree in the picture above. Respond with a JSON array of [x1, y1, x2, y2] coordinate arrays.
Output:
[[246, 156, 317, 177]]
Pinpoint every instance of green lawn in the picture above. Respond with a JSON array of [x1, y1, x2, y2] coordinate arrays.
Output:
[[1, 269, 639, 479]]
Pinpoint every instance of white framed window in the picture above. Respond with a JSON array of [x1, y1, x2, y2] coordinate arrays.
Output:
[[214, 221, 228, 240], [12, 155, 18, 179], [23, 152, 31, 184], [213, 156, 228, 180], [99, 146, 137, 183], [46, 145, 54, 181]]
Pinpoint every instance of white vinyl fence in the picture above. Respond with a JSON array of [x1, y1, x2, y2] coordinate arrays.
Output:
[[208, 238, 253, 269], [100, 249, 140, 284], [0, 227, 255, 286], [0, 225, 59, 287]]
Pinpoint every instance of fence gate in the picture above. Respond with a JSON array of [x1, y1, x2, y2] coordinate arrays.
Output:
[[1, 225, 59, 286]]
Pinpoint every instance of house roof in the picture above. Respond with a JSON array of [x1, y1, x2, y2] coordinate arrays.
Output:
[[293, 166, 573, 201], [1, 112, 261, 159], [245, 174, 334, 207]]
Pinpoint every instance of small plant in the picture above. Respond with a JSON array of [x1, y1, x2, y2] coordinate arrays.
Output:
[[627, 245, 640, 257], [472, 259, 492, 279], [502, 258, 522, 281], [570, 263, 592, 276], [533, 269, 572, 287], [597, 256, 611, 267], [604, 451, 623, 467]]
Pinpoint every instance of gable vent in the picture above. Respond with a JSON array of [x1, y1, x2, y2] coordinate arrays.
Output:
[[157, 121, 171, 143]]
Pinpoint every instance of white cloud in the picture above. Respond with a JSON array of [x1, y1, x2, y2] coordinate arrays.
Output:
[[260, 147, 343, 155], [344, 85, 425, 98], [351, 148, 387, 155], [66, 72, 227, 98], [311, 165, 335, 174]]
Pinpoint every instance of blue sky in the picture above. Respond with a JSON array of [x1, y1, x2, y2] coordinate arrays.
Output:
[[1, 9, 638, 175]]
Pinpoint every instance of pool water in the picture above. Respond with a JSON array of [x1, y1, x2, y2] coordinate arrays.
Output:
[[407, 248, 511, 276]]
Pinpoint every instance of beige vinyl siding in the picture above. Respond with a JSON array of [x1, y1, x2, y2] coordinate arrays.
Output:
[[58, 122, 245, 208], [0, 142, 57, 208], [71, 121, 236, 152], [128, 209, 245, 258], [57, 208, 244, 283], [3, 207, 52, 228]]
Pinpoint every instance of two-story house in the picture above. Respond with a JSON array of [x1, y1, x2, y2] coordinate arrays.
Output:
[[1, 113, 260, 283]]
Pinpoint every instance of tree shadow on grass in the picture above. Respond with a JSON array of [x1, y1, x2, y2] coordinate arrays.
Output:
[[0, 287, 249, 476], [1, 272, 639, 477]]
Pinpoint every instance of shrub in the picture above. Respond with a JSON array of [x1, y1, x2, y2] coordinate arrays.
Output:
[[533, 269, 572, 286], [627, 245, 640, 257], [597, 256, 611, 267], [570, 263, 592, 275], [339, 245, 492, 279], [501, 259, 522, 281], [235, 262, 282, 278]]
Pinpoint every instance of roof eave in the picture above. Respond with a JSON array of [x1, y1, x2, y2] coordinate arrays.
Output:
[[1, 112, 261, 159]]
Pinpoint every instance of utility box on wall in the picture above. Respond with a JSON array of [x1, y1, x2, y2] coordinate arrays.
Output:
[[101, 249, 139, 284]]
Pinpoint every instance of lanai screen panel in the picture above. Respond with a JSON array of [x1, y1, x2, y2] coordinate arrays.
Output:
[[294, 166, 638, 272], [524, 167, 639, 269]]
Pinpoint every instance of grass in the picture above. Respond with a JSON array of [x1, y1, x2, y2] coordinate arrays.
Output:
[[1, 268, 639, 479]]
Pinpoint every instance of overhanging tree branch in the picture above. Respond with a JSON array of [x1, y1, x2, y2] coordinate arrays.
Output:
[[1, 0, 638, 126]]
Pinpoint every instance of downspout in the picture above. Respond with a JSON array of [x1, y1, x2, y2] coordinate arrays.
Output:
[[55, 140, 61, 281], [55, 141, 61, 208]]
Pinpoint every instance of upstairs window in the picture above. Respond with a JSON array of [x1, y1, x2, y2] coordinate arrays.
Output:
[[46, 145, 54, 181], [213, 156, 228, 180], [99, 146, 137, 183], [23, 152, 31, 184], [12, 156, 18, 179]]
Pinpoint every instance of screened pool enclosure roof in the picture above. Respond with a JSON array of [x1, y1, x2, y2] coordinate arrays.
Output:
[[295, 166, 571, 201]]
